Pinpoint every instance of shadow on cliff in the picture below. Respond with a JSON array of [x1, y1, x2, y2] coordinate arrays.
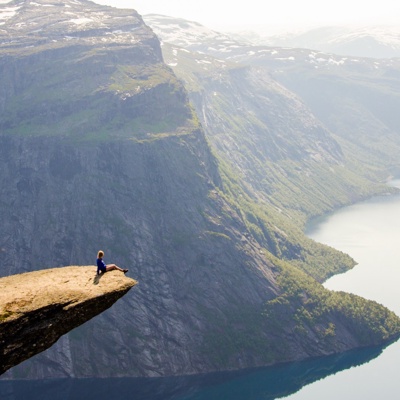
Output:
[[93, 273, 104, 285], [0, 342, 394, 400]]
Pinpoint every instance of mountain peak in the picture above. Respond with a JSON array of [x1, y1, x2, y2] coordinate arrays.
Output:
[[0, 0, 153, 52]]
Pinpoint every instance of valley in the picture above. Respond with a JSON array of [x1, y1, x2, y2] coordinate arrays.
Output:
[[1, 0, 400, 380]]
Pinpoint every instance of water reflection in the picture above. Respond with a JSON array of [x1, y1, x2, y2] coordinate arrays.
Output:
[[0, 343, 392, 400]]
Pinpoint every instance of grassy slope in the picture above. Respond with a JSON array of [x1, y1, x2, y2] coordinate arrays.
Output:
[[0, 46, 196, 141]]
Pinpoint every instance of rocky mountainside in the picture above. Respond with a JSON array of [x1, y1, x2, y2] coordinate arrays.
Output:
[[145, 15, 400, 176], [0, 266, 136, 375], [1, 0, 400, 379], [145, 15, 400, 279], [147, 15, 400, 59]]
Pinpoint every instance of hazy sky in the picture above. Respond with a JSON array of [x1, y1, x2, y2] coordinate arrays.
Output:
[[0, 0, 398, 33], [94, 0, 400, 32]]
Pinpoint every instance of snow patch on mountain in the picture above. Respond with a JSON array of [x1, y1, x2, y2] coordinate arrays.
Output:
[[0, 5, 20, 23], [144, 14, 245, 53], [144, 14, 400, 74], [69, 17, 93, 25], [0, 0, 150, 50]]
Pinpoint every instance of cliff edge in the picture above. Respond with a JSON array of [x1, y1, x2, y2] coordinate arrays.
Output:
[[0, 266, 137, 375]]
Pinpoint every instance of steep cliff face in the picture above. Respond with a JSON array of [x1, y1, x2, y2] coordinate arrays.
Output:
[[0, 131, 282, 377], [0, 266, 136, 375], [146, 15, 398, 210], [1, 0, 400, 379], [146, 24, 393, 281], [0, 0, 190, 140]]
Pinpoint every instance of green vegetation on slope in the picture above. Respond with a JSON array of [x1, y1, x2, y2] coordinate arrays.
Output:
[[201, 252, 400, 370], [161, 43, 397, 282], [167, 47, 400, 368], [0, 49, 194, 140], [215, 156, 355, 282], [265, 255, 400, 345]]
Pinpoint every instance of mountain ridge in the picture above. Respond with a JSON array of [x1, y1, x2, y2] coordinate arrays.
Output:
[[143, 14, 400, 59], [148, 17, 399, 281], [145, 14, 400, 180], [232, 25, 400, 59]]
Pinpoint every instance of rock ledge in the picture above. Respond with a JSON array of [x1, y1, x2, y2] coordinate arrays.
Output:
[[0, 266, 137, 375]]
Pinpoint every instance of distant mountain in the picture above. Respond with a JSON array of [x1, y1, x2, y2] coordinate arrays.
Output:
[[144, 14, 247, 53], [144, 14, 400, 174], [229, 25, 400, 59], [146, 15, 400, 59]]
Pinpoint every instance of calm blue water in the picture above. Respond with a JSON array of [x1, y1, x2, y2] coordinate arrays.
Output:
[[2, 182, 400, 399], [0, 346, 392, 400], [283, 179, 400, 400]]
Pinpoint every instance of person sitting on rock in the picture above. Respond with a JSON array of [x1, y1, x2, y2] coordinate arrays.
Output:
[[96, 250, 128, 275]]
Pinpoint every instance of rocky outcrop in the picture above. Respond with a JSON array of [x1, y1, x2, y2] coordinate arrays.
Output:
[[0, 267, 136, 375]]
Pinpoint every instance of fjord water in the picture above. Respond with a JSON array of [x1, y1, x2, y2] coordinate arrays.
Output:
[[283, 179, 400, 400], [2, 181, 400, 400]]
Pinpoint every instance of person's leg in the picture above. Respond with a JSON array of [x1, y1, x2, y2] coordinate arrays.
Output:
[[106, 264, 128, 273]]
